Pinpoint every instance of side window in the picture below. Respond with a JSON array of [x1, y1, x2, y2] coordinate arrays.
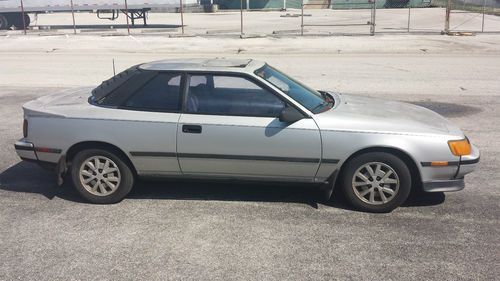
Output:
[[186, 74, 285, 117], [124, 73, 182, 111]]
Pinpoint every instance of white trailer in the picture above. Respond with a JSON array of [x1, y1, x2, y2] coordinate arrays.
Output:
[[0, 0, 198, 30]]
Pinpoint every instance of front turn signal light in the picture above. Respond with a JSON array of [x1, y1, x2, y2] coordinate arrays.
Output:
[[448, 139, 471, 156]]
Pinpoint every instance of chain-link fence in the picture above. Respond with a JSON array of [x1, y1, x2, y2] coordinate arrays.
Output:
[[1, 0, 499, 36], [436, 0, 500, 32]]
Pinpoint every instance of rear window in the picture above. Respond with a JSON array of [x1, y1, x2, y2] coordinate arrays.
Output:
[[124, 73, 182, 111], [91, 65, 140, 100]]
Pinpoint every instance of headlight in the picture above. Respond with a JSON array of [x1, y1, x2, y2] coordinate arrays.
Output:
[[448, 138, 471, 156]]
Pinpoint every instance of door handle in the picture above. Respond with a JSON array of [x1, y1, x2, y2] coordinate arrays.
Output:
[[182, 124, 202, 134]]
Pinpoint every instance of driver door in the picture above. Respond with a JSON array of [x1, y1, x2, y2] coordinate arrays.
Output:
[[176, 73, 322, 181]]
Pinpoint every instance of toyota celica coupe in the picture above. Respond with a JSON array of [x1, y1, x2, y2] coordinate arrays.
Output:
[[14, 59, 480, 212]]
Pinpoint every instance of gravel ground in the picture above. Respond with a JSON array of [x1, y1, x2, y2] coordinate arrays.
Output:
[[0, 33, 499, 280]]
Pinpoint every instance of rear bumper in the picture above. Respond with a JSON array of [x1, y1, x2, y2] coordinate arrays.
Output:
[[14, 138, 58, 169], [14, 139, 37, 161]]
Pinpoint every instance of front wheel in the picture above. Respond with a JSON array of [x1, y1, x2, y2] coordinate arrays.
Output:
[[71, 149, 134, 204], [340, 152, 411, 213]]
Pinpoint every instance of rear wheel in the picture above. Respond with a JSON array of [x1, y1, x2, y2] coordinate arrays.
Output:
[[0, 14, 10, 30], [11, 13, 30, 29], [71, 149, 134, 204], [340, 152, 411, 213]]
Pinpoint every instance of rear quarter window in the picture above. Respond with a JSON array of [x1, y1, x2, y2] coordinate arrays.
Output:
[[123, 73, 182, 112]]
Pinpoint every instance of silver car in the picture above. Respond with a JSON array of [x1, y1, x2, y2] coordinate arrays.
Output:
[[14, 58, 480, 212]]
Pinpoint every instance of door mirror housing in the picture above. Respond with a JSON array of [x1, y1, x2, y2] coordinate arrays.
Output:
[[279, 106, 304, 123]]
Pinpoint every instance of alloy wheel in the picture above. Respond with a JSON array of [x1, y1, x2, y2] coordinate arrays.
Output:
[[79, 156, 121, 197], [351, 162, 400, 205]]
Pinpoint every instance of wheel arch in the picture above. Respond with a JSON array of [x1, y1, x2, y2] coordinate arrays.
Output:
[[65, 141, 137, 176], [331, 146, 423, 192]]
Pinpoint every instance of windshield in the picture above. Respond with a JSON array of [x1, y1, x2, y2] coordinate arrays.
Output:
[[255, 64, 331, 113]]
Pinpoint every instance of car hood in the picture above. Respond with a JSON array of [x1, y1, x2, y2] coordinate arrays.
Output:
[[314, 93, 464, 137]]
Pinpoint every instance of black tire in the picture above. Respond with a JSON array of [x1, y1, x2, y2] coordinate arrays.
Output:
[[0, 14, 10, 30], [11, 13, 30, 29], [71, 149, 134, 204], [340, 152, 411, 213]]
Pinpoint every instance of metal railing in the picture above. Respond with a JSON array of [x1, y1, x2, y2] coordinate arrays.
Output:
[[300, 1, 377, 35], [6, 0, 500, 36]]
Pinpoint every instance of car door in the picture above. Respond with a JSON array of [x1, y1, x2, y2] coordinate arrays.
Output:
[[176, 73, 322, 181], [114, 72, 183, 176]]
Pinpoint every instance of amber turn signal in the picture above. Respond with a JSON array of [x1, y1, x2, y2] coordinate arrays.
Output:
[[431, 161, 449, 166], [448, 139, 471, 156]]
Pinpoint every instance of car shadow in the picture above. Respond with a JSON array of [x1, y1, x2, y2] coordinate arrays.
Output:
[[0, 161, 445, 210]]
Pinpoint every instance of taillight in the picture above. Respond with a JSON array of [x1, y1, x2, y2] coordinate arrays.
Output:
[[23, 119, 28, 138]]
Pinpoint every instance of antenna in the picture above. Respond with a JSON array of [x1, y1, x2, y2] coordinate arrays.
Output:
[[112, 59, 116, 76]]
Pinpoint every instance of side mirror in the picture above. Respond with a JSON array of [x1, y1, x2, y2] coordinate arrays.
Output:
[[279, 106, 304, 123]]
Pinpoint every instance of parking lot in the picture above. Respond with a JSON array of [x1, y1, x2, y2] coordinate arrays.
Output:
[[1, 31, 500, 280]]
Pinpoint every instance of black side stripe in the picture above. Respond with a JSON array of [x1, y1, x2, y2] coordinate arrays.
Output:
[[421, 161, 459, 167], [421, 158, 480, 167], [178, 153, 319, 163], [322, 159, 340, 164], [130, 152, 177, 157], [14, 145, 61, 154], [130, 151, 340, 164], [35, 148, 62, 154]]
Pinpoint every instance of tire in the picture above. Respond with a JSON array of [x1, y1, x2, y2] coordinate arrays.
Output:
[[0, 14, 10, 30], [70, 149, 134, 204], [11, 13, 30, 29], [340, 152, 411, 213]]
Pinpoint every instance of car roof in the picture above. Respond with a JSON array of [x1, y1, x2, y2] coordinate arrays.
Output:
[[139, 58, 265, 73]]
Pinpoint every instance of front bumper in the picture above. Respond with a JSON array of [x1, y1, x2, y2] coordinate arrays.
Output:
[[422, 144, 480, 192], [422, 178, 465, 192]]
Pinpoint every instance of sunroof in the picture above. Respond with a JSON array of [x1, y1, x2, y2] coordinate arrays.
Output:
[[203, 59, 252, 68]]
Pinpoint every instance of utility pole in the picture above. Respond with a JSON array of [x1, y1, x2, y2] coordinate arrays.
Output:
[[240, 0, 244, 36], [70, 0, 76, 34], [19, 0, 26, 35], [444, 0, 451, 34], [124, 0, 130, 35]]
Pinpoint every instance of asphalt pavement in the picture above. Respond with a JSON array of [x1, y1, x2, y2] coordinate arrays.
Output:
[[0, 86, 498, 281]]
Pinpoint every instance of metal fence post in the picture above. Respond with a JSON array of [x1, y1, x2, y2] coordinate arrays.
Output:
[[481, 0, 486, 32], [370, 0, 376, 35], [124, 0, 131, 35], [444, 0, 451, 33], [180, 0, 184, 35], [407, 6, 411, 32], [19, 0, 26, 35], [70, 0, 77, 34], [300, 0, 304, 36], [240, 0, 244, 36]]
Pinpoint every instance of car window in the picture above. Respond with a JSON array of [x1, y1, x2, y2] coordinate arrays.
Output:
[[186, 74, 285, 117], [124, 73, 182, 111], [255, 64, 330, 113]]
